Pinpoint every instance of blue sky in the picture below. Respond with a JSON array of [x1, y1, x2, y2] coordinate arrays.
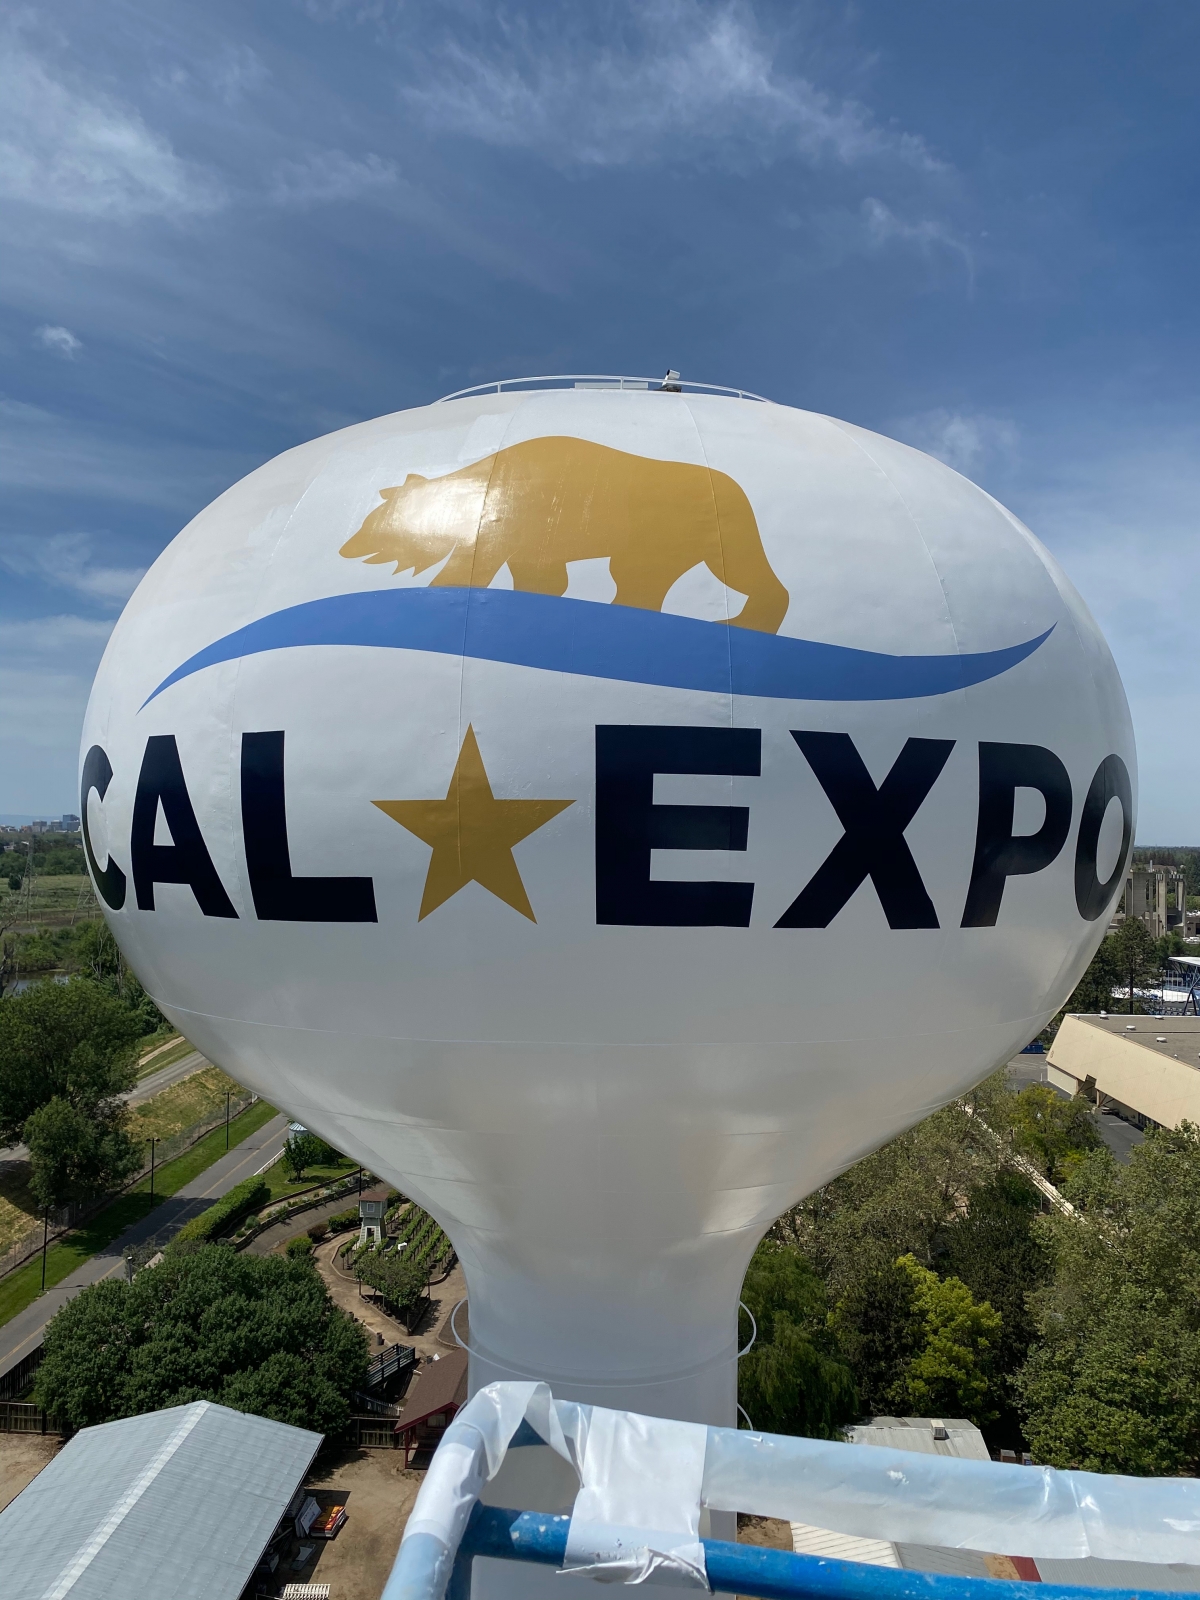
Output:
[[2, 1, 1197, 839]]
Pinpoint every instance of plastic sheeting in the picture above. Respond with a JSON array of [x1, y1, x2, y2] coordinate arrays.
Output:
[[381, 1383, 1200, 1600]]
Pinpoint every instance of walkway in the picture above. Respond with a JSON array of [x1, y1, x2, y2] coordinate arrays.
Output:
[[0, 1111, 290, 1378]]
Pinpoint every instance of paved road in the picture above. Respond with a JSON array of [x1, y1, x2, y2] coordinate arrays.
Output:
[[0, 1111, 290, 1378], [0, 1049, 210, 1168]]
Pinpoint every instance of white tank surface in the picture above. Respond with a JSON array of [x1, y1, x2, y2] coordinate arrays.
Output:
[[80, 377, 1135, 1427]]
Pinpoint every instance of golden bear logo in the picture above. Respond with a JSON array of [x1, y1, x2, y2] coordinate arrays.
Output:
[[339, 435, 790, 634]]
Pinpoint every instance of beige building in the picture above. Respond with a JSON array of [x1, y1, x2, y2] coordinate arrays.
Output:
[[1047, 1013, 1200, 1130]]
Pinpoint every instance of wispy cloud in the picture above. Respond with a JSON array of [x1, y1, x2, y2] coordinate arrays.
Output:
[[0, 397, 247, 512], [34, 324, 82, 358], [402, 3, 945, 172], [0, 615, 116, 809], [0, 38, 224, 218], [269, 149, 399, 207], [894, 408, 1019, 477], [0, 533, 145, 607]]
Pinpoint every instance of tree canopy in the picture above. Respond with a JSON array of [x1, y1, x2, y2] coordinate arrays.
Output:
[[738, 1242, 857, 1438], [23, 1094, 140, 1211], [283, 1129, 341, 1180], [34, 1244, 369, 1437], [1016, 1123, 1200, 1474], [765, 1076, 1080, 1443], [0, 976, 140, 1147], [355, 1246, 429, 1328]]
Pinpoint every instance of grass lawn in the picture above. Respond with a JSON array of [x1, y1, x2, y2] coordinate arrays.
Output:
[[0, 1098, 277, 1331], [127, 1065, 243, 1143], [135, 1035, 193, 1079], [261, 1157, 362, 1204]]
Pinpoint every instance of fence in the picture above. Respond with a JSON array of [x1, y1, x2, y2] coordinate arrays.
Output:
[[0, 1090, 259, 1282], [352, 1415, 400, 1449], [0, 1401, 62, 1436], [0, 1347, 44, 1402]]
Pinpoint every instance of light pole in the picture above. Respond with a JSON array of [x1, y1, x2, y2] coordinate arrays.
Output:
[[40, 1210, 49, 1293], [148, 1137, 158, 1201], [225, 1091, 231, 1150]]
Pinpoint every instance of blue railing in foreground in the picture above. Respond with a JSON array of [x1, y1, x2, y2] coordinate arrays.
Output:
[[446, 1504, 1194, 1600]]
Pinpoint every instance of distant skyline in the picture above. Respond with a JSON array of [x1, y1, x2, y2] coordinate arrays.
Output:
[[2, 2, 1197, 838]]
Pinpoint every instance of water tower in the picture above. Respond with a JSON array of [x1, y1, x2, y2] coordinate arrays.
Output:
[[80, 376, 1134, 1430]]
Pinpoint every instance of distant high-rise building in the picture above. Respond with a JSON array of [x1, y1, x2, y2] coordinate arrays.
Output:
[[61, 813, 80, 830]]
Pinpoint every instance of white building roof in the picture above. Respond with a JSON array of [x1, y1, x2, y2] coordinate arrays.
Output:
[[0, 1400, 322, 1600]]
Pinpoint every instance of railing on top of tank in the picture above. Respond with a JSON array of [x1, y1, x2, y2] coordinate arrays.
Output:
[[424, 1504, 1183, 1600], [434, 374, 771, 403], [380, 1384, 1197, 1600]]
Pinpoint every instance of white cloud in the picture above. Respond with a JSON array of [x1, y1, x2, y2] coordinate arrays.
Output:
[[0, 39, 224, 218], [0, 615, 115, 811], [894, 408, 1019, 477], [861, 197, 970, 270], [269, 149, 399, 207], [1007, 428, 1200, 843], [1, 533, 145, 607], [0, 395, 246, 511], [403, 3, 943, 172], [34, 324, 82, 358]]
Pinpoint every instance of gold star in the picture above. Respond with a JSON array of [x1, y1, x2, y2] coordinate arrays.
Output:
[[374, 727, 574, 922]]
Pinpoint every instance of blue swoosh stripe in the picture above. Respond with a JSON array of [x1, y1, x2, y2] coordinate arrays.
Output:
[[141, 587, 1053, 708]]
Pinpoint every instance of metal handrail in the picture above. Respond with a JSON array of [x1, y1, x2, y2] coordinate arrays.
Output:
[[434, 374, 771, 403], [443, 1504, 1175, 1600]]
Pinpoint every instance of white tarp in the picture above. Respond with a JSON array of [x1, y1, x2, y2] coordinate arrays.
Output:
[[382, 1383, 1200, 1600]]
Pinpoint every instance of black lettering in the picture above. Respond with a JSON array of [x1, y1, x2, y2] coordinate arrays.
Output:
[[241, 731, 377, 922], [1074, 754, 1133, 922], [131, 736, 237, 917], [776, 733, 954, 929], [961, 743, 1072, 927], [596, 726, 759, 926], [80, 745, 126, 911]]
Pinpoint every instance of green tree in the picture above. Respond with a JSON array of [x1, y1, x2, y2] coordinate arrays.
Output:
[[0, 978, 139, 1146], [23, 1095, 140, 1211], [34, 1244, 368, 1436], [1016, 1124, 1200, 1473], [782, 1081, 1047, 1437], [940, 1167, 1050, 1416], [1061, 935, 1120, 1015], [1006, 1084, 1102, 1185], [68, 922, 164, 1034], [887, 1256, 1002, 1424], [355, 1247, 429, 1327], [1110, 917, 1159, 1012], [737, 1241, 858, 1438], [283, 1130, 340, 1180]]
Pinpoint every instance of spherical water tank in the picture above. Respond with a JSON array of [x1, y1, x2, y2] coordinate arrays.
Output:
[[80, 380, 1134, 1425]]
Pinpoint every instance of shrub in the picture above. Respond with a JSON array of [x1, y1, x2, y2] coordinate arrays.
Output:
[[307, 1221, 329, 1242], [328, 1207, 359, 1232], [171, 1176, 270, 1248], [286, 1234, 315, 1259]]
